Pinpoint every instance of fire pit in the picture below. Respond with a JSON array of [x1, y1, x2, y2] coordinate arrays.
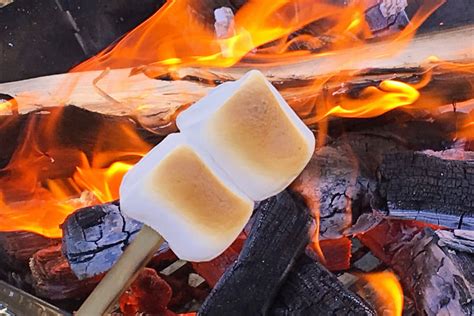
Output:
[[0, 0, 473, 315]]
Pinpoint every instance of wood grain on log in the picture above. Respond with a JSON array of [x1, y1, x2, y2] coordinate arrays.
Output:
[[61, 200, 143, 279], [0, 26, 472, 131], [379, 150, 474, 230], [358, 220, 474, 316], [30, 244, 101, 301], [0, 231, 58, 270], [269, 254, 375, 316], [198, 190, 314, 316]]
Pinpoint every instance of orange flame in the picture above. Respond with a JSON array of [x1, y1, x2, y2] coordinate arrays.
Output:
[[324, 80, 420, 119], [72, 0, 444, 75], [0, 0, 454, 238], [359, 271, 404, 316], [0, 109, 150, 237]]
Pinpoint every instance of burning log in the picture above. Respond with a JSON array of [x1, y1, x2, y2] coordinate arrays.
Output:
[[269, 254, 375, 316], [199, 190, 375, 315], [358, 220, 474, 315], [29, 244, 100, 301], [292, 132, 404, 239], [199, 190, 314, 315], [61, 200, 143, 279], [379, 150, 474, 230], [0, 25, 473, 131], [0, 231, 58, 270]]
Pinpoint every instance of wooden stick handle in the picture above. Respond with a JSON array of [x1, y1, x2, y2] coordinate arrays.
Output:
[[76, 225, 164, 316]]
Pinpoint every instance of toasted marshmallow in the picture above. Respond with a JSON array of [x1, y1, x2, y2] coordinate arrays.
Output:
[[120, 133, 254, 262], [177, 70, 315, 200]]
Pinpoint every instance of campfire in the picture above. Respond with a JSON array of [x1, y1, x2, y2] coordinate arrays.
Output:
[[0, 0, 473, 315]]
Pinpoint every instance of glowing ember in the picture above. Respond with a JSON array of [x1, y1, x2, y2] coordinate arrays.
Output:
[[360, 271, 404, 316]]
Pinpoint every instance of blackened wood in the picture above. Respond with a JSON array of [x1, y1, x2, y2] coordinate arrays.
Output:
[[198, 190, 313, 316], [61, 200, 143, 279], [0, 231, 58, 291], [379, 150, 474, 230], [269, 254, 375, 316], [292, 133, 404, 240], [0, 231, 58, 272], [359, 221, 474, 316], [30, 244, 101, 301]]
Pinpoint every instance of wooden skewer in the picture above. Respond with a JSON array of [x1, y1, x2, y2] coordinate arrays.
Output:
[[76, 225, 164, 316]]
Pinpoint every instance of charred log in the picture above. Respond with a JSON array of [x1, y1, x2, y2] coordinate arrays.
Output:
[[379, 150, 474, 230], [61, 200, 143, 279], [0, 231, 58, 292], [30, 244, 101, 302], [269, 254, 375, 316], [198, 190, 314, 316], [0, 231, 58, 270], [358, 220, 474, 315], [292, 132, 404, 239]]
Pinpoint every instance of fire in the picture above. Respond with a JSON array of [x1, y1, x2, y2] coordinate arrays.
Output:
[[72, 0, 444, 75], [359, 271, 404, 316], [0, 108, 150, 237], [0, 0, 457, 238], [323, 80, 420, 119]]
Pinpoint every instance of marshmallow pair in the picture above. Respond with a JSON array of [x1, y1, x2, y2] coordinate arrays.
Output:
[[120, 70, 315, 261]]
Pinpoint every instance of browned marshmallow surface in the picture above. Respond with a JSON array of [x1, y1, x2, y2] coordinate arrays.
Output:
[[150, 145, 251, 236], [205, 73, 311, 178]]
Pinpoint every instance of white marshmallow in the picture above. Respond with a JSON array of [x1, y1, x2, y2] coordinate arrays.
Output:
[[177, 70, 315, 201], [120, 133, 254, 262]]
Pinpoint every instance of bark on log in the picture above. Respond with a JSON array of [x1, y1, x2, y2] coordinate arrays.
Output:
[[0, 231, 58, 270], [198, 190, 314, 316], [61, 200, 143, 279], [358, 220, 474, 316], [269, 254, 375, 316], [29, 244, 101, 301], [379, 150, 474, 230]]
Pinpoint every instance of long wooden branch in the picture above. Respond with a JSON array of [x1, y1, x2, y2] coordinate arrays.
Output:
[[0, 26, 472, 131]]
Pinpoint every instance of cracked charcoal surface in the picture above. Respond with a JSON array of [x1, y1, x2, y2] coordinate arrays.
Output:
[[293, 133, 404, 239], [61, 200, 143, 279], [379, 151, 474, 230], [269, 254, 375, 316]]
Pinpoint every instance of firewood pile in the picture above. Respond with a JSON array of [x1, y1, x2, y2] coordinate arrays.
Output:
[[0, 0, 473, 315]]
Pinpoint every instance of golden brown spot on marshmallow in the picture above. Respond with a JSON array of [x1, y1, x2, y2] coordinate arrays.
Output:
[[150, 146, 251, 235], [206, 72, 310, 177]]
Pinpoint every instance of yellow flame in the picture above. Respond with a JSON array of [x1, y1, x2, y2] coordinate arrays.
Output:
[[361, 272, 404, 316], [324, 80, 420, 119]]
